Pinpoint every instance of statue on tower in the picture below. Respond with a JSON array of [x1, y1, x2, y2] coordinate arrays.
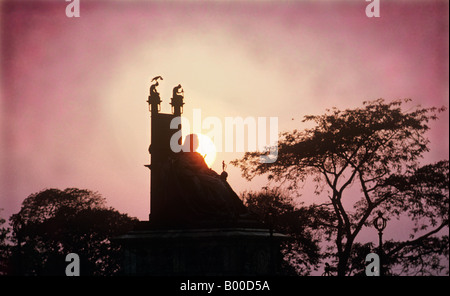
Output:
[[171, 84, 185, 116], [148, 76, 163, 113], [150, 76, 163, 97], [173, 84, 184, 99]]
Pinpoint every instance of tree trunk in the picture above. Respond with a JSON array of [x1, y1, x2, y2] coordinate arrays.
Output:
[[337, 252, 350, 276], [337, 241, 353, 276]]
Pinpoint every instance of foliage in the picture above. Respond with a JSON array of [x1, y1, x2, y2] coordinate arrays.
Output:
[[232, 99, 448, 275], [242, 189, 325, 275], [0, 209, 11, 275], [9, 188, 137, 275], [380, 160, 449, 275]]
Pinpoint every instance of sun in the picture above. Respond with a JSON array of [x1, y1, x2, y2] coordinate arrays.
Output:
[[194, 134, 217, 168]]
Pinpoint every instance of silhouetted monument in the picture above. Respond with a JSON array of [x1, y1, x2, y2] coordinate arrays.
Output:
[[116, 77, 287, 275], [146, 78, 254, 228]]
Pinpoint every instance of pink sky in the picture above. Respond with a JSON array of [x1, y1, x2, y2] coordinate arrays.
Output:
[[1, 0, 449, 238]]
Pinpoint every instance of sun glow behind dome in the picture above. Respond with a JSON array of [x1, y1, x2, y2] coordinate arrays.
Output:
[[192, 133, 217, 167]]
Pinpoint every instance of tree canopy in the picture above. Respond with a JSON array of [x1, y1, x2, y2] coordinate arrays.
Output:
[[232, 99, 448, 275], [242, 188, 328, 275], [0, 209, 10, 275], [8, 188, 137, 275]]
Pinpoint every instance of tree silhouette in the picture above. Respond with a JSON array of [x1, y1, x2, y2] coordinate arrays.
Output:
[[379, 160, 449, 275], [232, 99, 448, 276], [242, 189, 326, 275], [0, 209, 11, 275], [9, 188, 137, 275]]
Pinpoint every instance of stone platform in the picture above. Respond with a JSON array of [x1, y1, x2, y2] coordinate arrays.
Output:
[[116, 227, 288, 276]]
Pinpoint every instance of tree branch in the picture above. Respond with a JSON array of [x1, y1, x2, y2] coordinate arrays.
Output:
[[358, 170, 373, 207], [387, 221, 448, 257]]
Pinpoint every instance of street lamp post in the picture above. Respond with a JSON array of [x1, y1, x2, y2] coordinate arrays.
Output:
[[373, 211, 387, 276]]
